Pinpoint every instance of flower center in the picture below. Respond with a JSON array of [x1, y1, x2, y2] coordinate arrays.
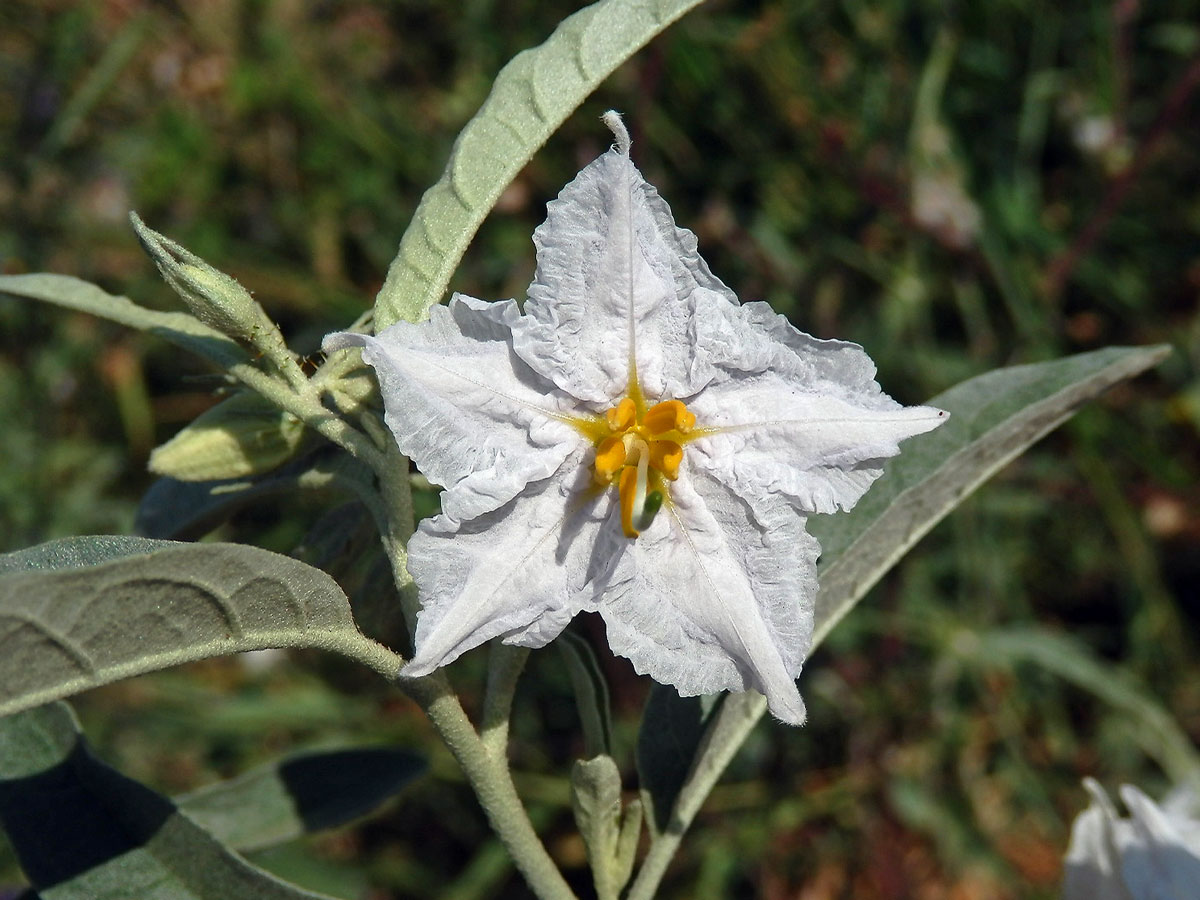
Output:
[[592, 397, 696, 538]]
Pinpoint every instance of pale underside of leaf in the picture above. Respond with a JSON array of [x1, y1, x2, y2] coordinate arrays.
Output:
[[0, 702, 335, 899], [809, 343, 1171, 645], [0, 539, 402, 718], [176, 746, 426, 852], [0, 273, 247, 369], [373, 0, 706, 329]]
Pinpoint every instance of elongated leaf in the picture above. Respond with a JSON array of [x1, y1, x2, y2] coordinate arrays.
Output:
[[571, 754, 629, 899], [635, 686, 719, 835], [0, 538, 403, 718], [373, 0, 705, 329], [0, 273, 247, 368], [0, 702, 334, 899], [809, 344, 1171, 642], [557, 630, 613, 757], [177, 747, 425, 852]]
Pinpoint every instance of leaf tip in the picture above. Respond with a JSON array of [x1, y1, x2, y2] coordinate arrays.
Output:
[[602, 109, 631, 156]]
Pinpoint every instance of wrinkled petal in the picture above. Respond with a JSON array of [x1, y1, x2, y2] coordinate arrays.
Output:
[[688, 301, 946, 514], [511, 144, 737, 405], [324, 294, 585, 524], [326, 119, 951, 721], [402, 452, 624, 677], [599, 467, 814, 725]]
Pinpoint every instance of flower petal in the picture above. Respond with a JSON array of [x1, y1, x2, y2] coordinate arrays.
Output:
[[1063, 780, 1129, 900], [401, 453, 623, 677], [688, 301, 947, 515], [324, 294, 584, 524], [599, 467, 814, 725], [510, 144, 737, 405], [1117, 784, 1200, 899]]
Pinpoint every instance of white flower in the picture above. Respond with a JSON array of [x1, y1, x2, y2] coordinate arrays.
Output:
[[1063, 778, 1200, 900], [324, 114, 946, 724]]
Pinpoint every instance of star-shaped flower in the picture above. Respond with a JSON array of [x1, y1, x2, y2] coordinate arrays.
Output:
[[325, 114, 946, 724]]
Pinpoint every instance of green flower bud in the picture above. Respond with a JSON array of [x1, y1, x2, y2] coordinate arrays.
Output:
[[130, 213, 295, 373], [149, 391, 306, 482]]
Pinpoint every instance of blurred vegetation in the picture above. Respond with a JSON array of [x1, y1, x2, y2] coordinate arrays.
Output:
[[1, 0, 1198, 898]]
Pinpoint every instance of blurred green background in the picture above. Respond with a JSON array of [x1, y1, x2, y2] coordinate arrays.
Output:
[[1, 0, 1198, 897]]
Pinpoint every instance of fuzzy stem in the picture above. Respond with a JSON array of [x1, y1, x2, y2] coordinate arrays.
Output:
[[404, 674, 578, 900], [625, 693, 766, 900], [228, 361, 385, 471], [480, 645, 531, 758]]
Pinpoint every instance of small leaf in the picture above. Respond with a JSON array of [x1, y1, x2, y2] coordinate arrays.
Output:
[[0, 273, 246, 369], [0, 538, 403, 717], [0, 702, 334, 899], [810, 344, 1172, 643], [177, 747, 426, 852], [635, 686, 719, 836], [149, 392, 308, 482], [571, 754, 628, 900], [373, 0, 705, 329], [137, 474, 298, 542]]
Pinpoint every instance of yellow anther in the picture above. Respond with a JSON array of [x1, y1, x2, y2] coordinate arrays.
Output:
[[606, 397, 637, 433], [593, 435, 627, 483], [619, 467, 640, 538], [643, 399, 695, 436], [587, 394, 696, 538], [649, 440, 683, 480]]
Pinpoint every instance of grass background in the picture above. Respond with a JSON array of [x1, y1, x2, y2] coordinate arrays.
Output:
[[1, 0, 1198, 897]]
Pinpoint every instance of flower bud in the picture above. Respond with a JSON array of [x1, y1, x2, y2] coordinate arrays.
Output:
[[149, 391, 306, 481], [130, 212, 295, 373]]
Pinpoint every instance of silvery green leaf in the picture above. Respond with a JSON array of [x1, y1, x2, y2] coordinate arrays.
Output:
[[0, 702, 335, 899], [810, 343, 1172, 644], [0, 273, 247, 369], [0, 538, 402, 717], [635, 686, 719, 836], [177, 747, 425, 852], [373, 0, 706, 329], [557, 630, 613, 757], [571, 754, 627, 900], [136, 450, 375, 541]]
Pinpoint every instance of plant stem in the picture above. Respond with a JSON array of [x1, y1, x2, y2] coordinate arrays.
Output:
[[625, 693, 765, 900], [404, 674, 579, 900], [229, 361, 385, 470], [480, 645, 530, 758]]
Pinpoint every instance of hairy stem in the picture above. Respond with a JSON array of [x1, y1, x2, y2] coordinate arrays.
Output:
[[404, 674, 578, 900], [481, 645, 531, 758], [229, 361, 385, 470], [625, 692, 765, 900]]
